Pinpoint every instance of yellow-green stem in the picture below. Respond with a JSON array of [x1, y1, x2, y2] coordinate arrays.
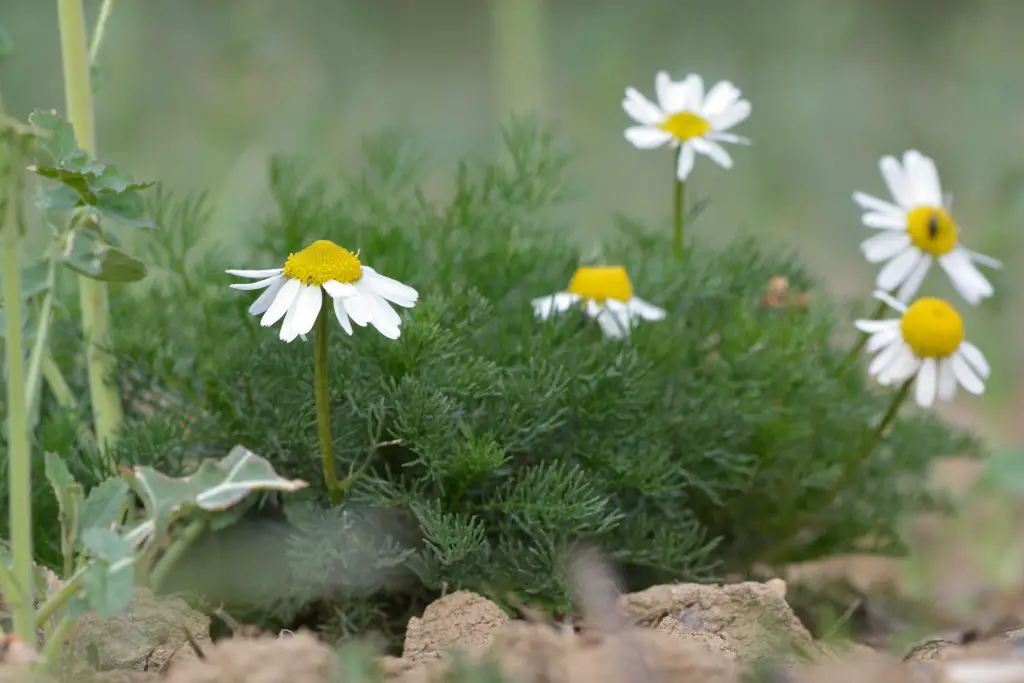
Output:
[[2, 239, 36, 644], [490, 0, 545, 118], [149, 517, 207, 593], [57, 0, 123, 465], [24, 257, 57, 422], [843, 299, 888, 368], [842, 376, 914, 490], [88, 0, 116, 63], [672, 149, 686, 260], [314, 305, 341, 504]]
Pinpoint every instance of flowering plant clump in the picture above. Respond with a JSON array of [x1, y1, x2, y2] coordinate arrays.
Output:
[[38, 127, 972, 640]]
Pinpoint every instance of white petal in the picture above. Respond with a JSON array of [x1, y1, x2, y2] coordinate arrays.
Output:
[[854, 318, 899, 335], [625, 126, 673, 149], [965, 248, 1003, 270], [584, 299, 603, 318], [880, 344, 920, 385], [683, 73, 704, 110], [861, 212, 907, 230], [879, 155, 913, 207], [355, 280, 403, 334], [261, 278, 301, 328], [867, 338, 903, 378], [938, 248, 994, 305], [225, 267, 284, 279], [676, 143, 697, 181], [622, 88, 665, 125], [706, 131, 750, 145], [690, 137, 733, 169], [896, 256, 932, 302], [852, 191, 903, 217], [957, 341, 990, 379], [866, 326, 901, 353], [937, 358, 958, 401], [655, 71, 676, 112], [904, 150, 943, 206], [860, 232, 911, 263], [915, 358, 938, 408], [333, 296, 354, 335], [339, 290, 375, 327], [362, 266, 419, 307], [701, 80, 742, 118], [708, 99, 751, 131], [951, 353, 985, 395], [248, 277, 285, 316], [596, 307, 630, 339], [872, 290, 909, 314], [532, 292, 579, 319], [876, 248, 924, 293], [280, 284, 322, 342], [323, 280, 359, 300], [230, 275, 282, 291], [627, 296, 666, 321]]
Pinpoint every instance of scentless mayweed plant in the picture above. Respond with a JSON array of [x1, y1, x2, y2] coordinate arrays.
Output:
[[46, 117, 974, 641]]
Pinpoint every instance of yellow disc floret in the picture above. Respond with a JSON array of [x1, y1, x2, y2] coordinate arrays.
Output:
[[282, 240, 362, 286], [659, 111, 712, 141], [567, 266, 634, 303], [906, 206, 958, 256], [899, 297, 964, 359]]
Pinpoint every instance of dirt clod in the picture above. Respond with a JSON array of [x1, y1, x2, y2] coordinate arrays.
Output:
[[400, 591, 509, 665]]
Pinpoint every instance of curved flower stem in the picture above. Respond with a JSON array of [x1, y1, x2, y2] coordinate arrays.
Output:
[[57, 0, 123, 465], [314, 304, 341, 504], [672, 149, 686, 260], [843, 299, 888, 368], [842, 376, 914, 490]]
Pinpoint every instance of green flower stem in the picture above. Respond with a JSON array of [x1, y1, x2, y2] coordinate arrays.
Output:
[[843, 299, 887, 367], [314, 304, 341, 504], [57, 0, 123, 465], [839, 376, 914, 492], [2, 231, 35, 644], [40, 614, 75, 678], [149, 517, 207, 593], [34, 567, 85, 629], [672, 149, 686, 260], [24, 256, 58, 421]]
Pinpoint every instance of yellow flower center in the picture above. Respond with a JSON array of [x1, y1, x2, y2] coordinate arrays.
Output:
[[282, 240, 362, 286], [659, 111, 712, 141], [906, 206, 958, 256], [567, 266, 634, 303], [899, 297, 964, 359]]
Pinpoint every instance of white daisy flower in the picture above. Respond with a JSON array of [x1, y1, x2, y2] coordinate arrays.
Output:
[[622, 70, 752, 181], [854, 290, 990, 408], [854, 149, 1001, 305], [531, 265, 666, 340], [227, 240, 419, 342]]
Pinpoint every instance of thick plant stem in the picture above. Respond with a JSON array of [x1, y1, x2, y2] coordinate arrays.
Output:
[[314, 305, 341, 504], [672, 150, 686, 260], [3, 239, 36, 645], [149, 518, 207, 593], [843, 299, 888, 367], [57, 0, 123, 464]]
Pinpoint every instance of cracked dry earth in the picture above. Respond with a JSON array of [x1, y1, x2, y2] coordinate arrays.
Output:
[[5, 576, 1024, 683]]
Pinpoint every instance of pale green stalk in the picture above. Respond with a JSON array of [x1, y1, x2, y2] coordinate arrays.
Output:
[[149, 517, 207, 592], [88, 0, 116, 63], [672, 148, 686, 259], [2, 211, 35, 645], [314, 305, 341, 504], [24, 256, 57, 420], [490, 0, 546, 117], [57, 0, 123, 463]]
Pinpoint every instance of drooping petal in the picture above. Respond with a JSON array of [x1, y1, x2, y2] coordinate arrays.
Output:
[[950, 352, 985, 395], [914, 357, 938, 408], [876, 248, 924, 293], [248, 277, 286, 316], [957, 340, 990, 379], [627, 296, 667, 321], [261, 278, 301, 328], [690, 137, 733, 169], [866, 326, 901, 353], [230, 275, 282, 291], [867, 337, 904, 378], [676, 143, 697, 181], [879, 344, 920, 385], [333, 296, 354, 335], [291, 284, 324, 339], [860, 232, 911, 263], [362, 266, 419, 307], [937, 358, 958, 401], [339, 290, 375, 327], [938, 248, 994, 305]]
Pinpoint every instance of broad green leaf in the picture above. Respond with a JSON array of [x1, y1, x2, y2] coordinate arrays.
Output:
[[37, 185, 82, 213], [59, 226, 147, 282], [80, 557, 133, 619], [80, 478, 130, 534], [81, 527, 131, 564], [96, 188, 157, 229], [129, 445, 307, 541], [27, 110, 80, 168]]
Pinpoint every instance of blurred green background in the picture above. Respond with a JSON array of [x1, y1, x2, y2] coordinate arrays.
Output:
[[2, 0, 1021, 444]]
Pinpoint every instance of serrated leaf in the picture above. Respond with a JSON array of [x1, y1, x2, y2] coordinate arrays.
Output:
[[80, 478, 130, 533], [97, 188, 157, 229], [37, 185, 83, 213], [27, 110, 80, 168], [59, 226, 147, 282]]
